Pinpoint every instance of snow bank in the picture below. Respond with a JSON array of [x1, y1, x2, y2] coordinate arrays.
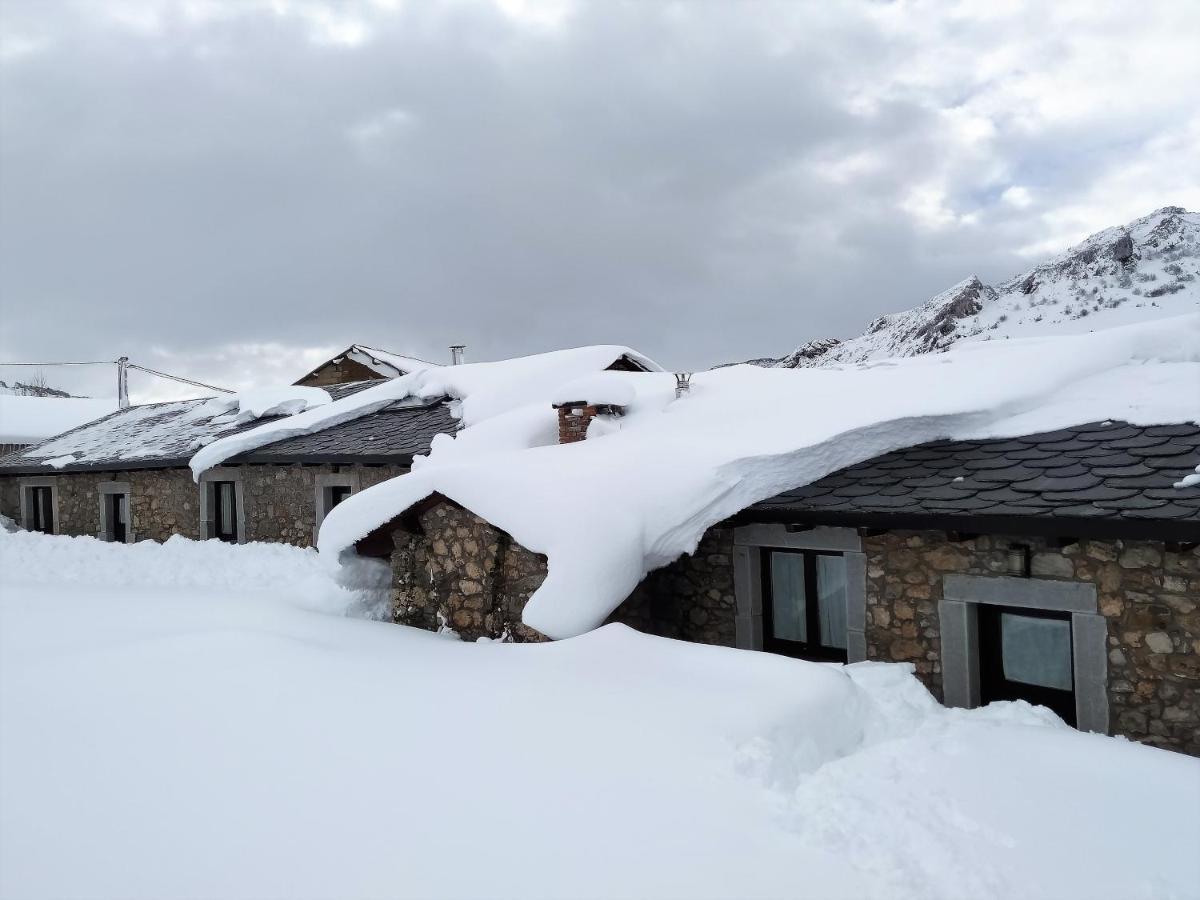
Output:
[[318, 314, 1200, 639], [189, 345, 661, 478], [200, 385, 331, 425], [0, 529, 389, 619], [0, 395, 117, 444], [2, 538, 1197, 900]]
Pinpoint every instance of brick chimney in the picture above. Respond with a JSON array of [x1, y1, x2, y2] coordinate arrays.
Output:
[[554, 401, 625, 444]]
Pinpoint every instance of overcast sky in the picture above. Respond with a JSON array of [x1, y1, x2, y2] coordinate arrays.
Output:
[[2, 0, 1198, 401]]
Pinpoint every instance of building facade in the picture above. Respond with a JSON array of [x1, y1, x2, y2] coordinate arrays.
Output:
[[372, 420, 1200, 756]]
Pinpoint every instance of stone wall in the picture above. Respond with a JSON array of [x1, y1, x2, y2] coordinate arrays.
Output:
[[0, 463, 407, 547], [388, 500, 738, 646], [862, 530, 1200, 755]]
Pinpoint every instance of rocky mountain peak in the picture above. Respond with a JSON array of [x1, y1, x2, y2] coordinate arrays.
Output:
[[743, 206, 1198, 369]]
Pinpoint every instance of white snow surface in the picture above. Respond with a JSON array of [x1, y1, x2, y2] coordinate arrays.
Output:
[[550, 371, 637, 407], [0, 394, 117, 444], [1, 531, 1197, 900], [317, 314, 1200, 639], [201, 384, 331, 425], [190, 345, 662, 477]]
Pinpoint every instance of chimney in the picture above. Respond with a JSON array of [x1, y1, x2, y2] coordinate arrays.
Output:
[[674, 372, 692, 399], [553, 401, 625, 444], [449, 344, 465, 366]]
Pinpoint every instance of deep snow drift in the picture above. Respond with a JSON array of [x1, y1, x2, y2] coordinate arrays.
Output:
[[309, 314, 1200, 639], [1, 531, 1197, 900]]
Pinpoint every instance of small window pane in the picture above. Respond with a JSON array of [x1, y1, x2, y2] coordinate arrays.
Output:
[[1001, 613, 1073, 691], [220, 483, 235, 534], [816, 555, 848, 650], [329, 485, 352, 509], [769, 553, 807, 643]]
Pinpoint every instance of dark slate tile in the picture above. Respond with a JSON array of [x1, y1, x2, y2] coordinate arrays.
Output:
[[1091, 463, 1159, 478], [1093, 495, 1170, 511], [1046, 504, 1107, 518], [967, 465, 1044, 483], [902, 475, 956, 488], [1127, 442, 1200, 459], [1144, 424, 1200, 438], [1011, 473, 1103, 492], [1041, 486, 1140, 503], [963, 456, 1025, 471], [1099, 434, 1170, 450], [1005, 447, 1061, 460], [1123, 503, 1198, 519]]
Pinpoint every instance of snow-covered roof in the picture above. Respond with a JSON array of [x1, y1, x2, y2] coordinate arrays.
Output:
[[191, 345, 664, 474], [0, 381, 447, 473], [0, 395, 119, 445], [313, 314, 1200, 641]]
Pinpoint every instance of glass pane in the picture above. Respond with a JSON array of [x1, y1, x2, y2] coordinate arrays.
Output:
[[330, 486, 351, 508], [816, 555, 848, 650], [1001, 613, 1073, 690], [219, 483, 235, 534], [114, 494, 126, 525], [769, 553, 807, 642]]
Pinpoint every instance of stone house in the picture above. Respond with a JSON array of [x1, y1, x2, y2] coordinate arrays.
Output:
[[0, 380, 455, 547], [363, 409, 1200, 756]]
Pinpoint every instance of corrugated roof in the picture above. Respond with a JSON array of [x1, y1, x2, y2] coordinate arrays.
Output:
[[747, 421, 1200, 540]]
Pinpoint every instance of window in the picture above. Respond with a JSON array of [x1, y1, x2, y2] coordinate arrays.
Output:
[[212, 480, 239, 543], [979, 605, 1076, 725], [762, 549, 849, 662], [28, 486, 55, 534], [328, 485, 352, 509]]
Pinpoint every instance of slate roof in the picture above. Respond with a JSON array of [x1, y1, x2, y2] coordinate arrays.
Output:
[[747, 421, 1200, 541], [0, 381, 456, 474]]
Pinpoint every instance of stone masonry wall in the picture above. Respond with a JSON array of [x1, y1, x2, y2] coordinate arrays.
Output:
[[863, 530, 1200, 755], [0, 463, 407, 547], [389, 500, 738, 646]]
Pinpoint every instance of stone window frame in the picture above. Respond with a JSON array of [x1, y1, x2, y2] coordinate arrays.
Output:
[[18, 475, 59, 534], [198, 467, 246, 544], [732, 524, 868, 661], [313, 469, 361, 545], [940, 574, 1108, 735], [97, 481, 134, 543]]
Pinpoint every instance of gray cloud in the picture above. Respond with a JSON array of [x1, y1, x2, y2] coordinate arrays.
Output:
[[2, 0, 1198, 401]]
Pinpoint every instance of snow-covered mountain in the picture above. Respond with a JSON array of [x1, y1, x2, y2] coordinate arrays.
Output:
[[749, 206, 1198, 368]]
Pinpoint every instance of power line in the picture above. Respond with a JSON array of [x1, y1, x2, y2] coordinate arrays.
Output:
[[0, 360, 115, 366], [125, 363, 235, 394]]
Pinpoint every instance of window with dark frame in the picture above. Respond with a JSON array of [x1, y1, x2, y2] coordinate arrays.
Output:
[[212, 481, 238, 543], [761, 549, 849, 662], [328, 485, 352, 510], [979, 604, 1077, 726], [28, 486, 54, 534]]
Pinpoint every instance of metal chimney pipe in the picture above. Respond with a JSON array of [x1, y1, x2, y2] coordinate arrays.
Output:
[[449, 345, 465, 366], [674, 372, 692, 399]]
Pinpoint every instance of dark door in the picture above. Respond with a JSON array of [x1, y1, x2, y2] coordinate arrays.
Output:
[[109, 493, 127, 543], [761, 549, 849, 662], [212, 481, 238, 543], [29, 486, 54, 533], [979, 605, 1076, 725]]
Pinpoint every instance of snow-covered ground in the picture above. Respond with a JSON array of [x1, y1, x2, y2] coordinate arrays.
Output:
[[0, 394, 117, 445], [2, 530, 1197, 900]]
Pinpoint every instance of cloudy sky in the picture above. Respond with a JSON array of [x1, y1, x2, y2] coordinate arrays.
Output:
[[2, 0, 1198, 401]]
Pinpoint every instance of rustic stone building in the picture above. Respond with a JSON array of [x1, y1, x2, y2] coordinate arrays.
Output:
[[0, 380, 454, 547], [370, 420, 1200, 756]]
